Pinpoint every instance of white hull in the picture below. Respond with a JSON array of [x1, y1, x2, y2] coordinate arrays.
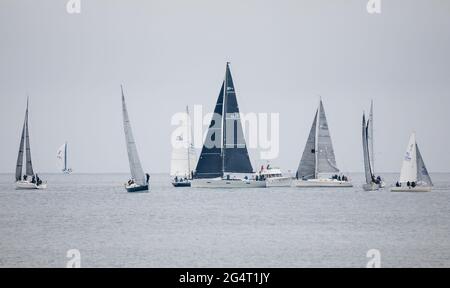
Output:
[[266, 177, 293, 187], [391, 186, 432, 192], [292, 179, 353, 188], [191, 178, 266, 188], [363, 183, 382, 191], [15, 181, 47, 190]]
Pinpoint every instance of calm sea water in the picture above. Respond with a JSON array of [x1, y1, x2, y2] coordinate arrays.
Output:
[[0, 173, 449, 268]]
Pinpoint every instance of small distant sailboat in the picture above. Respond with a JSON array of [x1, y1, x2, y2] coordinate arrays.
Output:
[[57, 142, 72, 174], [292, 99, 352, 187], [191, 63, 266, 188], [121, 85, 149, 192], [15, 99, 47, 190], [362, 101, 384, 191], [170, 106, 197, 187], [391, 133, 433, 192]]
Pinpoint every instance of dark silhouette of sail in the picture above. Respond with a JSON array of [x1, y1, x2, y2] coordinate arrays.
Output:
[[223, 63, 253, 174], [194, 83, 224, 178], [297, 111, 317, 179], [15, 112, 26, 181]]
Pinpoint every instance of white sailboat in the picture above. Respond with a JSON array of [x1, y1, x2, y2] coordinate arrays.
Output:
[[170, 106, 197, 187], [391, 133, 433, 192], [362, 101, 384, 191], [57, 142, 72, 174], [292, 99, 352, 188], [15, 99, 47, 190], [191, 63, 266, 188], [121, 85, 149, 192]]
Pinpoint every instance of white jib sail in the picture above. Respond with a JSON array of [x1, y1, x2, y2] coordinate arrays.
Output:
[[56, 143, 66, 171], [399, 133, 417, 183], [121, 87, 146, 186], [170, 107, 197, 178]]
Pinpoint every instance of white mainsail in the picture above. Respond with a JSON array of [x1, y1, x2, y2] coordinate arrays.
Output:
[[170, 106, 197, 178], [399, 133, 418, 183], [121, 86, 146, 186], [57, 142, 70, 172]]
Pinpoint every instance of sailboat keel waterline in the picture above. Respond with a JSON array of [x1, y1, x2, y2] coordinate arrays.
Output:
[[16, 180, 47, 190], [292, 178, 353, 188]]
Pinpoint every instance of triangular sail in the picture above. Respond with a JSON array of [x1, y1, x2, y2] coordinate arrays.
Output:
[[223, 63, 253, 174], [316, 100, 339, 176], [416, 144, 433, 186], [15, 112, 26, 181], [24, 102, 34, 176], [194, 83, 224, 179], [170, 107, 197, 178], [121, 86, 146, 186], [362, 113, 373, 184], [297, 111, 317, 180], [399, 133, 417, 183], [368, 101, 375, 173], [57, 142, 67, 171]]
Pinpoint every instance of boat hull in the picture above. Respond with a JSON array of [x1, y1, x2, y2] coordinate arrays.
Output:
[[172, 181, 191, 187], [266, 177, 293, 187], [15, 181, 47, 190], [191, 179, 266, 188], [292, 179, 353, 188], [363, 183, 382, 191], [125, 184, 149, 193], [391, 186, 432, 192]]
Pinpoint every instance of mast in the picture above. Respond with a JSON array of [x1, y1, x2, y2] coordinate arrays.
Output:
[[186, 106, 191, 177], [24, 98, 34, 176], [369, 100, 374, 173], [314, 99, 320, 179], [221, 62, 228, 176], [64, 142, 68, 171]]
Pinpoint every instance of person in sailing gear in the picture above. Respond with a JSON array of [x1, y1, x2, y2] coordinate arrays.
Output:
[[36, 174, 41, 186], [23, 175, 27, 181], [396, 181, 401, 187], [146, 173, 150, 184], [407, 181, 411, 188], [31, 175, 36, 184], [411, 181, 416, 188]]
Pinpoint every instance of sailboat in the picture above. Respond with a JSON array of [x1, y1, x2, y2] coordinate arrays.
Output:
[[57, 142, 72, 174], [292, 99, 352, 187], [170, 106, 197, 187], [362, 101, 384, 191], [15, 99, 47, 190], [391, 132, 433, 192], [121, 85, 149, 192], [191, 63, 266, 188]]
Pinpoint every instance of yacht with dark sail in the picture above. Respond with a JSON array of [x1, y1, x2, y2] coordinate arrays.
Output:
[[362, 101, 384, 191], [191, 63, 266, 188], [121, 85, 149, 192], [292, 99, 352, 187], [391, 132, 433, 192], [171, 106, 197, 187], [15, 99, 47, 190]]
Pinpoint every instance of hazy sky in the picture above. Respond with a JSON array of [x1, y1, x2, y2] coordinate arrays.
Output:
[[1, 0, 449, 174]]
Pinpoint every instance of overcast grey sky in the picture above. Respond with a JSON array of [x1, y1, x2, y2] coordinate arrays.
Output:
[[1, 0, 449, 174]]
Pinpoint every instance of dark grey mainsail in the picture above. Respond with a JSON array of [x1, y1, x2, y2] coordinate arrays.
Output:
[[121, 86, 146, 186], [195, 63, 253, 178], [316, 100, 339, 175], [195, 83, 224, 178], [362, 113, 373, 184], [15, 112, 26, 181], [15, 100, 34, 181], [223, 63, 253, 174], [296, 111, 317, 180], [416, 144, 433, 186]]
